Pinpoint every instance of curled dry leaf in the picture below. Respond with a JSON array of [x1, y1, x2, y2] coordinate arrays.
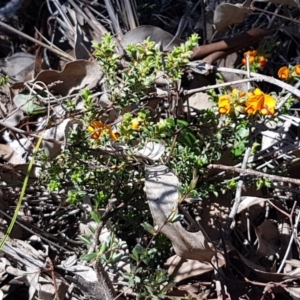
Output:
[[145, 165, 216, 262], [237, 196, 269, 214], [254, 219, 280, 257], [0, 52, 35, 82], [285, 287, 300, 300], [11, 60, 102, 97], [213, 1, 251, 31], [136, 141, 165, 161], [121, 25, 183, 51], [42, 118, 82, 159], [165, 255, 214, 283]]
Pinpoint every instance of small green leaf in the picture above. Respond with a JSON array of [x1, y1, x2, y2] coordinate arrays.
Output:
[[13, 94, 46, 114], [90, 211, 101, 223], [80, 252, 97, 261], [169, 214, 184, 223]]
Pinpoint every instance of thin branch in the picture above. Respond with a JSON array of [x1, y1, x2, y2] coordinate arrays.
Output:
[[226, 147, 252, 235], [277, 208, 300, 273], [0, 120, 61, 144], [207, 164, 300, 186], [0, 21, 75, 61], [187, 63, 300, 100], [184, 78, 259, 95]]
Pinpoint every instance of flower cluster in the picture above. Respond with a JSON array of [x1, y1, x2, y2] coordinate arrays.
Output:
[[87, 111, 148, 141], [242, 50, 267, 69], [88, 121, 119, 141], [278, 65, 300, 80], [218, 88, 276, 116]]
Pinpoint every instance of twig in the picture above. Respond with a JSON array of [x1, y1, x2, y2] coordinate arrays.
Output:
[[84, 196, 117, 258], [188, 63, 300, 99], [277, 80, 300, 109], [0, 209, 71, 252], [277, 208, 300, 273], [0, 21, 75, 61], [250, 2, 300, 25], [207, 164, 300, 186], [184, 78, 259, 95], [45, 257, 61, 300], [216, 66, 300, 100], [226, 147, 252, 235], [0, 120, 61, 144]]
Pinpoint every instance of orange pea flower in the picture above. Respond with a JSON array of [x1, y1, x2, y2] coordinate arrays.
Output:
[[218, 95, 231, 114], [258, 56, 267, 68], [244, 50, 258, 57], [88, 121, 119, 141], [294, 65, 300, 75], [242, 56, 255, 65], [246, 88, 276, 116], [278, 66, 290, 80]]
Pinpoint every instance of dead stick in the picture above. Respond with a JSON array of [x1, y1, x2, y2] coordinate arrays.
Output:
[[207, 164, 300, 186]]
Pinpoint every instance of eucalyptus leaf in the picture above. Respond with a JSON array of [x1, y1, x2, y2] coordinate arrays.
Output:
[[169, 214, 184, 223], [141, 222, 155, 234], [13, 94, 46, 114], [80, 253, 97, 261], [90, 211, 101, 223]]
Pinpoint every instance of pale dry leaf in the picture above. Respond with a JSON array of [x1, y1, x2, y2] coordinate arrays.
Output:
[[60, 264, 98, 282], [285, 287, 300, 300], [0, 102, 24, 127], [121, 25, 184, 51], [136, 141, 165, 161], [286, 259, 300, 268], [219, 69, 248, 92], [214, 2, 251, 31], [287, 268, 300, 276], [38, 280, 69, 300], [254, 220, 280, 257], [0, 52, 35, 82], [145, 165, 215, 262], [11, 60, 102, 97], [42, 118, 82, 159], [3, 135, 32, 164], [6, 267, 40, 300], [0, 144, 24, 165], [165, 255, 213, 283], [237, 197, 268, 214], [184, 92, 214, 112]]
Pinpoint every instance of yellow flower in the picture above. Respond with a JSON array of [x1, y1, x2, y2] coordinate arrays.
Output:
[[218, 95, 231, 114], [231, 89, 246, 98], [131, 118, 140, 130], [295, 65, 300, 75], [278, 66, 290, 80], [246, 88, 276, 116], [88, 121, 118, 141]]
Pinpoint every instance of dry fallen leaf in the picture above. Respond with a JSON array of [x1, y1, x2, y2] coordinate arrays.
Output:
[[165, 255, 213, 283], [254, 219, 280, 257], [11, 60, 102, 97], [214, 1, 251, 31], [145, 165, 216, 262], [0, 52, 35, 82], [121, 25, 184, 51]]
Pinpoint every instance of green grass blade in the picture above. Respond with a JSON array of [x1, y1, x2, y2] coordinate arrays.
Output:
[[0, 134, 43, 250]]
